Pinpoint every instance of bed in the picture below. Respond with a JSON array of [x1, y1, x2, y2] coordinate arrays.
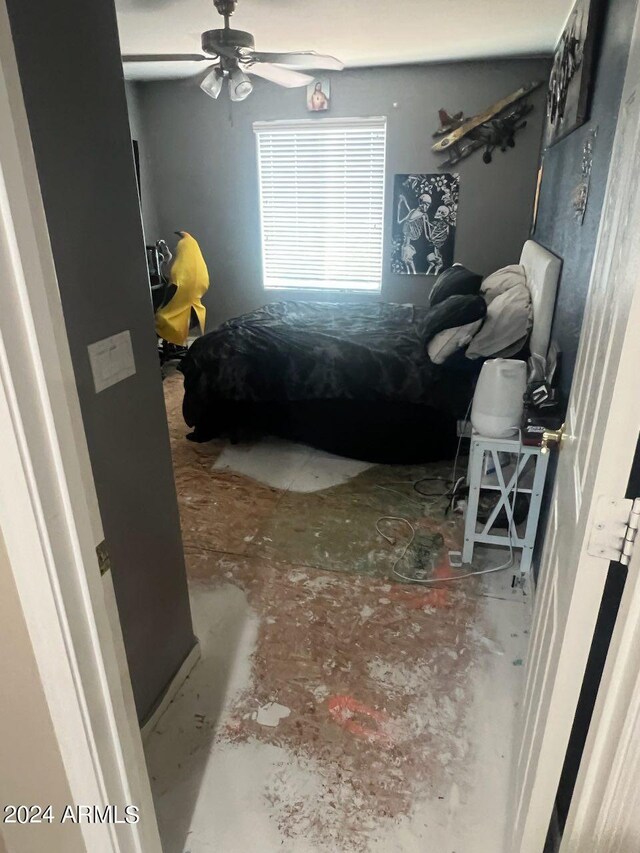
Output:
[[179, 241, 561, 463]]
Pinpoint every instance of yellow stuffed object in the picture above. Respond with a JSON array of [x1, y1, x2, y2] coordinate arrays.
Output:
[[155, 231, 209, 346]]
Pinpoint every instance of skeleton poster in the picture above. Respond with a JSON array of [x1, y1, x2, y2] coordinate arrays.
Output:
[[391, 174, 459, 275]]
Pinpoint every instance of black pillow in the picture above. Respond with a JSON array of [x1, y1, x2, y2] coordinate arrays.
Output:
[[430, 264, 483, 306], [439, 347, 486, 374], [421, 294, 487, 343]]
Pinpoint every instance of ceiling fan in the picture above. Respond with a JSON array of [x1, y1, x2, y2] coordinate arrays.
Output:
[[122, 0, 344, 102]]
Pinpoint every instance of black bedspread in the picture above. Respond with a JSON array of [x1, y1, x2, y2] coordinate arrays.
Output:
[[179, 301, 478, 462]]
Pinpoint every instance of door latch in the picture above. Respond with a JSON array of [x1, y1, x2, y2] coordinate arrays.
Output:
[[540, 423, 566, 455]]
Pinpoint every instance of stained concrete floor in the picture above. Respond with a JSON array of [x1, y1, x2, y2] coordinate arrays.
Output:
[[146, 373, 531, 853]]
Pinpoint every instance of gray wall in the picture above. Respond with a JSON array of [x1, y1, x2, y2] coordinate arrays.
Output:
[[7, 0, 195, 721], [134, 58, 550, 328], [125, 81, 162, 244], [534, 0, 637, 399]]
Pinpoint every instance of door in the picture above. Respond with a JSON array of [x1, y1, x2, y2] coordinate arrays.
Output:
[[561, 519, 640, 851], [510, 8, 640, 852]]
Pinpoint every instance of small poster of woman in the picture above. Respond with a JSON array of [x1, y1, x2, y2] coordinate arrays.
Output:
[[307, 78, 330, 111]]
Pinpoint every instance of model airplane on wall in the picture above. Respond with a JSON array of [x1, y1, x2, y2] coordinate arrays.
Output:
[[432, 81, 541, 167]]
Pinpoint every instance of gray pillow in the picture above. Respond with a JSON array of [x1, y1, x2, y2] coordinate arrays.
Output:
[[481, 264, 527, 304], [466, 283, 532, 359], [491, 334, 529, 359], [427, 319, 484, 365]]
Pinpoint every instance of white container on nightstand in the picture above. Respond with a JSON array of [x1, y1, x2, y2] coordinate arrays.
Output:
[[470, 358, 527, 439]]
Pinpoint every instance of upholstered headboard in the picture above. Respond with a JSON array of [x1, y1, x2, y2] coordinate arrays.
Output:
[[519, 240, 562, 361]]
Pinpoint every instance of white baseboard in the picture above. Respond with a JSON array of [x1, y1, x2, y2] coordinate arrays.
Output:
[[141, 640, 201, 741]]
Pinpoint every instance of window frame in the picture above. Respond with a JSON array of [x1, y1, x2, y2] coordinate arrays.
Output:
[[253, 116, 387, 294]]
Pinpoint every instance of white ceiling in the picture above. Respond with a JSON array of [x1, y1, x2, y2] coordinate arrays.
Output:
[[118, 0, 571, 82]]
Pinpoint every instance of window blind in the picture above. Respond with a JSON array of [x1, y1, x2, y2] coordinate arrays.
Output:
[[254, 117, 386, 292]]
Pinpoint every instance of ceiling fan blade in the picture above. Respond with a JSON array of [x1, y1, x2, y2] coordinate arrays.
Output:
[[122, 54, 208, 63], [248, 51, 344, 71], [245, 62, 314, 88]]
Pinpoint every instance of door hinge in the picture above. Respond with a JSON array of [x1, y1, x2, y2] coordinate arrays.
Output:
[[587, 496, 640, 565]]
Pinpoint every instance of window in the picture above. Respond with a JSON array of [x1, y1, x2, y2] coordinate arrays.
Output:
[[254, 117, 386, 292]]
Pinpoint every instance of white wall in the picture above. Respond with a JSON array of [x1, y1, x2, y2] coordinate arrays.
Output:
[[0, 531, 85, 853]]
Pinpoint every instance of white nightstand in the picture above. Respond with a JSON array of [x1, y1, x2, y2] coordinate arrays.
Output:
[[462, 432, 550, 573]]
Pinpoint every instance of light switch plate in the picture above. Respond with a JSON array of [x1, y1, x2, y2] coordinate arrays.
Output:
[[87, 330, 136, 393]]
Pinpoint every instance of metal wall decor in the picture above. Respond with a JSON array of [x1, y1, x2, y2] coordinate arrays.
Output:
[[431, 82, 541, 168], [572, 127, 597, 223]]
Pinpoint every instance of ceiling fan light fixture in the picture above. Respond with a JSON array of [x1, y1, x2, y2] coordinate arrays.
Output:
[[200, 66, 224, 99], [128, 0, 344, 100], [228, 67, 253, 101]]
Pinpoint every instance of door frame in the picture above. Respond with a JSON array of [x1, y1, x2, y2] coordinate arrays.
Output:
[[4, 0, 640, 847], [513, 1, 640, 846], [561, 536, 640, 851], [0, 4, 161, 852]]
